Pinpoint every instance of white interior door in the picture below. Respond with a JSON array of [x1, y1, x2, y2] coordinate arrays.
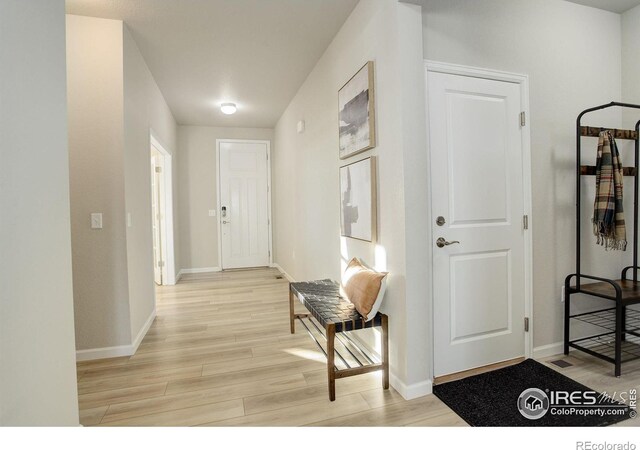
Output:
[[219, 141, 270, 269], [150, 148, 163, 285], [428, 70, 527, 378]]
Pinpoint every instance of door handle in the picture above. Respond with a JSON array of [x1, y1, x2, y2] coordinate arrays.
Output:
[[223, 220, 231, 224], [436, 237, 460, 248]]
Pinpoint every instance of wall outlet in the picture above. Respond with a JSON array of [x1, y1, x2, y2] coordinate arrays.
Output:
[[561, 285, 565, 303]]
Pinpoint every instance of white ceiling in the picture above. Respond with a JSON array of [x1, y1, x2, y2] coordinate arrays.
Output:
[[564, 0, 640, 13], [65, 0, 359, 128]]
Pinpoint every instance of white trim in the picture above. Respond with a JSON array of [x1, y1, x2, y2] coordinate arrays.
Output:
[[520, 74, 534, 361], [178, 267, 222, 278], [426, 60, 529, 85], [76, 345, 133, 362], [131, 308, 156, 354], [150, 131, 177, 286], [390, 373, 433, 400], [216, 139, 273, 270], [216, 142, 223, 270], [272, 263, 295, 282], [424, 60, 535, 376], [533, 342, 564, 359], [76, 309, 156, 361]]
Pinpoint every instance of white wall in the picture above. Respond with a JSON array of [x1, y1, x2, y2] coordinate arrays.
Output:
[[623, 4, 640, 126], [66, 15, 132, 350], [123, 26, 178, 341], [0, 0, 79, 425], [621, 4, 640, 319], [67, 15, 177, 357], [273, 0, 430, 397], [422, 0, 625, 349], [178, 126, 274, 271]]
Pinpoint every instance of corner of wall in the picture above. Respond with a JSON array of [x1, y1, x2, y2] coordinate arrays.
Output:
[[390, 373, 433, 400]]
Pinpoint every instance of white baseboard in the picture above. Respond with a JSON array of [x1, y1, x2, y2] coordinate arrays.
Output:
[[131, 308, 156, 354], [390, 373, 433, 400], [272, 263, 295, 282], [76, 344, 133, 362], [76, 308, 156, 362], [177, 267, 222, 279], [533, 342, 564, 359], [346, 332, 431, 401]]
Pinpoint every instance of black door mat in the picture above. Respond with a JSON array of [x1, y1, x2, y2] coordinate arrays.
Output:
[[433, 359, 634, 427]]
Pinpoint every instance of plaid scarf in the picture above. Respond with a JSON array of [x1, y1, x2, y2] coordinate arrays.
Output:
[[593, 130, 627, 251]]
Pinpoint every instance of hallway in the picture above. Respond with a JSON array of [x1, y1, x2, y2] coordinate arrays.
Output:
[[76, 268, 463, 426], [75, 267, 640, 426]]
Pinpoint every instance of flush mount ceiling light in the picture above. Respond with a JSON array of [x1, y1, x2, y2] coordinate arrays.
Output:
[[221, 103, 237, 115]]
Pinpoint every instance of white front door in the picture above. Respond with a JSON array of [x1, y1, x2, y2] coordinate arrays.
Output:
[[219, 141, 271, 269], [428, 70, 528, 377]]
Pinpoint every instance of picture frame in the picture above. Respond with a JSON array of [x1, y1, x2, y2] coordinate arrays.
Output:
[[338, 61, 376, 159], [340, 156, 377, 242]]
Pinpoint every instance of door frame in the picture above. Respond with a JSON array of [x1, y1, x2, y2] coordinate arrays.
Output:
[[215, 139, 273, 270], [150, 149, 164, 285], [424, 60, 534, 377], [150, 131, 177, 285]]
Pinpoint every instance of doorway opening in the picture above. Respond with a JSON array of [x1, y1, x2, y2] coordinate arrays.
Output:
[[150, 132, 176, 285]]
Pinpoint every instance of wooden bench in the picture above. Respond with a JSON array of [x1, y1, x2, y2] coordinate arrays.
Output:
[[288, 279, 389, 401]]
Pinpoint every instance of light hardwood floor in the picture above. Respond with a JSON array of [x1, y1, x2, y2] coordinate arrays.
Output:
[[76, 267, 640, 426]]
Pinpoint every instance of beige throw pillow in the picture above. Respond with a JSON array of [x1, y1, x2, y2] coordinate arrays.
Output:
[[341, 257, 388, 321]]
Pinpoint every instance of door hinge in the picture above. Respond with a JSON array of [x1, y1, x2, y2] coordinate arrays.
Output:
[[158, 261, 165, 268], [523, 215, 529, 230], [524, 317, 530, 332], [520, 111, 526, 127], [155, 166, 162, 173], [268, 250, 271, 258]]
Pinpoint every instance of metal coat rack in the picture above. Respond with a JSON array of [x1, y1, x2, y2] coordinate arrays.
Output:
[[564, 101, 640, 376]]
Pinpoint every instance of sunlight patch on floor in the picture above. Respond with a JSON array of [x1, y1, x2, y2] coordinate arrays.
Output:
[[283, 348, 327, 363]]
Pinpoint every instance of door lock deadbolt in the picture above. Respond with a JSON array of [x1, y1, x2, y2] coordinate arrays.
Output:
[[436, 216, 446, 226]]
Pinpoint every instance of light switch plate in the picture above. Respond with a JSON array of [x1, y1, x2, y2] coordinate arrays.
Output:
[[127, 213, 132, 228], [208, 210, 216, 217], [91, 213, 103, 229]]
